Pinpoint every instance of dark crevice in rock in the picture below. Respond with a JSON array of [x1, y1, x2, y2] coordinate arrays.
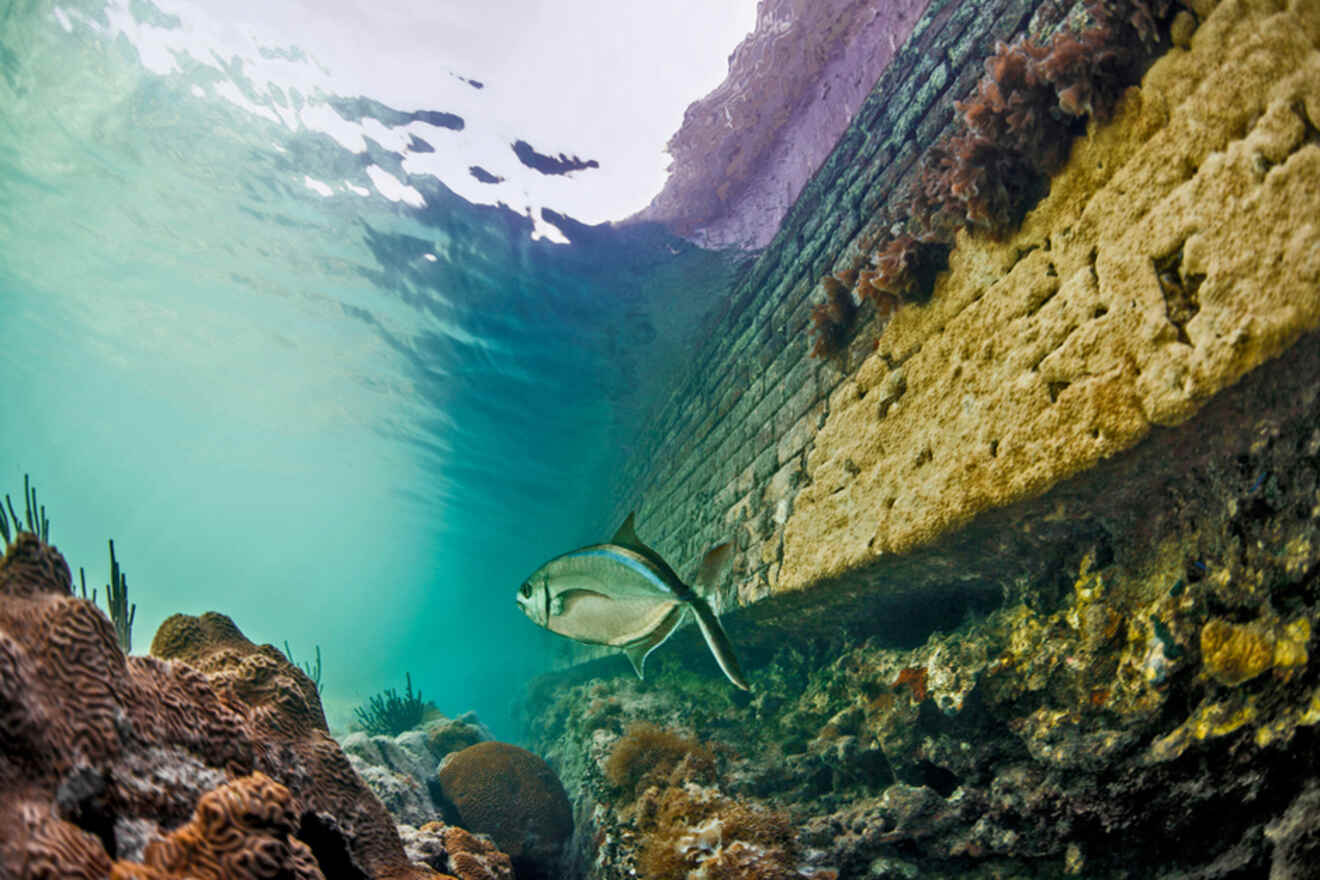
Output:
[[1154, 247, 1204, 346], [297, 812, 371, 880], [55, 766, 116, 859]]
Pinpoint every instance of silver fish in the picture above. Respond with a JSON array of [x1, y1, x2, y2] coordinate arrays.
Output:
[[516, 513, 749, 690]]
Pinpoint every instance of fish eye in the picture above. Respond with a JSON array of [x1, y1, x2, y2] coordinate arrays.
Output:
[[519, 581, 532, 598]]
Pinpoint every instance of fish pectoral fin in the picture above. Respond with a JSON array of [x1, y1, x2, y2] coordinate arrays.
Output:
[[689, 595, 751, 691], [694, 542, 733, 591], [621, 604, 688, 680], [553, 588, 612, 617]]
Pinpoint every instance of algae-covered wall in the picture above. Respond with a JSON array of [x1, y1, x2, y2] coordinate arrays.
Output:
[[584, 0, 1320, 661], [593, 0, 1083, 617]]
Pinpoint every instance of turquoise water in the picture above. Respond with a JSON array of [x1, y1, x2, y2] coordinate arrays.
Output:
[[0, 0, 740, 738]]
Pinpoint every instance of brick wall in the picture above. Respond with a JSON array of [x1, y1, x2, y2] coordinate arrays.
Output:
[[569, 0, 1084, 665]]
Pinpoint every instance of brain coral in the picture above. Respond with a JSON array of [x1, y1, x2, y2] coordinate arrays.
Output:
[[0, 532, 464, 879], [435, 742, 573, 879], [110, 772, 323, 880]]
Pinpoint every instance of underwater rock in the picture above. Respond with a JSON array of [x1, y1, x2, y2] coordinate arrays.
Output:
[[434, 741, 573, 879], [339, 715, 494, 829], [424, 712, 494, 761], [397, 822, 514, 880], [0, 534, 438, 879], [346, 756, 438, 827], [524, 299, 1320, 877]]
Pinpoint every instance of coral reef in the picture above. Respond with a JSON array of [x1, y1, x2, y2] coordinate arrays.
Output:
[[434, 741, 573, 879], [525, 326, 1320, 876], [398, 823, 513, 880], [341, 726, 446, 827], [0, 538, 447, 879], [598, 722, 833, 880], [338, 711, 498, 833], [354, 672, 429, 736], [423, 712, 492, 761], [110, 773, 323, 880]]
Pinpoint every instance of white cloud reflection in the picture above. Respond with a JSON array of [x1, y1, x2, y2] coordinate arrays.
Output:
[[63, 0, 758, 236]]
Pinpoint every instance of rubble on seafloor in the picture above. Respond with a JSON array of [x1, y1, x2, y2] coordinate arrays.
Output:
[[523, 335, 1320, 878]]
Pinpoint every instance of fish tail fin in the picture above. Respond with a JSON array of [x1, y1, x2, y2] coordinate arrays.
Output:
[[688, 594, 750, 691]]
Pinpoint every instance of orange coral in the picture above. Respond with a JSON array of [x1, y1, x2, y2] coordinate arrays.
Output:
[[110, 773, 322, 880], [893, 666, 929, 703], [604, 722, 716, 797], [636, 787, 801, 880]]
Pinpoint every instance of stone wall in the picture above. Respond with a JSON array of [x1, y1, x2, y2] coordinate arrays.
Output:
[[568, 0, 1320, 672], [583, 0, 1085, 646]]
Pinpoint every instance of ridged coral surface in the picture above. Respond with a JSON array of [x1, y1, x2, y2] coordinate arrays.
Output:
[[434, 741, 573, 879], [781, 0, 1320, 592], [110, 773, 323, 880], [0, 535, 443, 879]]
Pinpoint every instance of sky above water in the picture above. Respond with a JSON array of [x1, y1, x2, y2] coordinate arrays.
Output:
[[0, 0, 757, 738]]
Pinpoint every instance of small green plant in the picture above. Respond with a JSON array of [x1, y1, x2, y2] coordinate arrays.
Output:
[[104, 540, 135, 653], [3, 474, 135, 653], [1, 473, 49, 546], [353, 672, 427, 736], [284, 641, 323, 695]]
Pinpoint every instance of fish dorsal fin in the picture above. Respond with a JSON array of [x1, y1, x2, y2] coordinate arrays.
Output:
[[695, 542, 733, 592], [622, 604, 688, 680], [611, 511, 645, 551]]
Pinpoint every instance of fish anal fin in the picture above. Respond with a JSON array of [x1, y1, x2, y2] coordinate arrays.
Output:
[[695, 542, 733, 591], [621, 604, 687, 680], [611, 511, 644, 550]]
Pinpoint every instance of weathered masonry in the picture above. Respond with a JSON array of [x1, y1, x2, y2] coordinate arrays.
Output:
[[558, 0, 1320, 669]]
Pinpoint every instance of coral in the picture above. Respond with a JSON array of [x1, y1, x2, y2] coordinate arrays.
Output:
[[1200, 617, 1310, 687], [398, 822, 513, 880], [284, 641, 322, 695], [434, 741, 573, 879], [636, 790, 804, 880], [603, 721, 715, 797], [1, 473, 48, 546], [104, 540, 135, 654], [109, 773, 323, 880], [354, 672, 428, 736], [808, 276, 858, 358], [0, 536, 438, 880], [862, 235, 949, 304], [423, 714, 491, 761]]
